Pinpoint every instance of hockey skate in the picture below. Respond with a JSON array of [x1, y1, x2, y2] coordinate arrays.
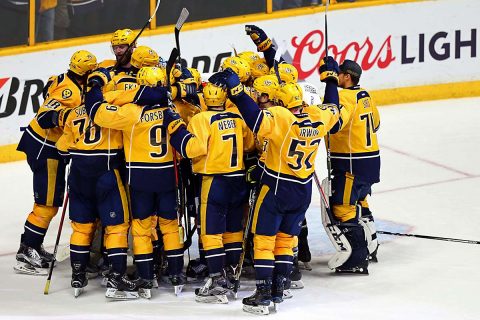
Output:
[[194, 275, 229, 304], [289, 260, 304, 289], [335, 259, 369, 275], [169, 274, 185, 296], [136, 278, 153, 299], [105, 271, 140, 300], [242, 280, 273, 315], [271, 275, 286, 307], [186, 258, 208, 283], [14, 243, 49, 276], [71, 263, 88, 298], [282, 278, 293, 300]]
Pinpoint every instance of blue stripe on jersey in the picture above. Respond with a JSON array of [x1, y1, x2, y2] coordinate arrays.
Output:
[[209, 112, 242, 125]]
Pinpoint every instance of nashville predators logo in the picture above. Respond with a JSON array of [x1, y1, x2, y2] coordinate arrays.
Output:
[[362, 99, 370, 108], [264, 79, 272, 86], [62, 89, 72, 99]]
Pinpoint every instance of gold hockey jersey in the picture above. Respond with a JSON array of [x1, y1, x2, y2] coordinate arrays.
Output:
[[17, 73, 83, 159], [175, 108, 255, 176], [256, 105, 339, 196], [56, 105, 123, 174], [91, 102, 176, 192], [330, 86, 380, 183]]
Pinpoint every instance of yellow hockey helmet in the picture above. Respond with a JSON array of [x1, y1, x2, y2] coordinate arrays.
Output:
[[203, 83, 227, 107], [275, 83, 303, 109], [251, 59, 269, 79], [253, 75, 280, 100], [187, 67, 202, 88], [236, 51, 261, 67], [69, 50, 98, 76], [136, 67, 166, 87], [221, 56, 251, 83], [131, 46, 159, 69], [111, 29, 136, 46], [270, 63, 298, 83]]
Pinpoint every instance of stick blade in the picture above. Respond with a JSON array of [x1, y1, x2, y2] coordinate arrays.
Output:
[[175, 8, 190, 30]]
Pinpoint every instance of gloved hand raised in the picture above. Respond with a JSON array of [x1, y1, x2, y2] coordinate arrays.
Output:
[[318, 56, 339, 84], [87, 67, 111, 87], [245, 25, 272, 52]]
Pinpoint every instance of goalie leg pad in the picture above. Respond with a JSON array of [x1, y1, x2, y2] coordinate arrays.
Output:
[[358, 205, 379, 255]]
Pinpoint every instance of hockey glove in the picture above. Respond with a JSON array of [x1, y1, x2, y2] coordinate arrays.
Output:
[[174, 82, 198, 99], [37, 109, 60, 129], [318, 56, 339, 84], [208, 71, 228, 88], [87, 67, 111, 87], [223, 68, 244, 97], [245, 25, 272, 52], [163, 108, 186, 135]]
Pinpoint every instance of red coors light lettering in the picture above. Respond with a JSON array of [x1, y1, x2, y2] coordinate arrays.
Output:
[[291, 29, 396, 79]]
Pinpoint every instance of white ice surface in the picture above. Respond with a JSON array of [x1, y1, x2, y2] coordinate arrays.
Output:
[[0, 97, 479, 319]]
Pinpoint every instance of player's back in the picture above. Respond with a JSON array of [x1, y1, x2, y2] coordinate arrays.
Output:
[[188, 109, 251, 176], [57, 105, 123, 175], [330, 86, 380, 182]]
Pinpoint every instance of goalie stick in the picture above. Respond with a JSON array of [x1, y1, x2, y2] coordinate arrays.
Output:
[[377, 230, 480, 245]]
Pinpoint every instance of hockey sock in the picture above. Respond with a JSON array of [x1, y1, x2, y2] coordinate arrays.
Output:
[[70, 244, 91, 270], [134, 253, 154, 280], [165, 248, 184, 276], [107, 248, 128, 274], [273, 255, 293, 278]]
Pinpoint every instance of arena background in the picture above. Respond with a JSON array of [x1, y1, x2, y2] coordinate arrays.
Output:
[[0, 0, 479, 163]]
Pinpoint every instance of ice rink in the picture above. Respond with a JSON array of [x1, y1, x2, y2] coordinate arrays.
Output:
[[0, 97, 479, 320]]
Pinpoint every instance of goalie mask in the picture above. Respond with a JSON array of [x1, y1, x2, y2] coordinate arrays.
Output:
[[69, 50, 98, 76]]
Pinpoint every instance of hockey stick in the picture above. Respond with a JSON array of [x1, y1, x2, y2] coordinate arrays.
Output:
[[113, 0, 162, 70], [233, 186, 258, 298], [272, 40, 286, 84], [377, 230, 480, 245], [175, 8, 190, 66], [323, 0, 333, 183], [44, 191, 69, 295]]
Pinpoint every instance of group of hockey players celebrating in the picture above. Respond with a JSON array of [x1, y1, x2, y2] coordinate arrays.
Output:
[[14, 24, 380, 315]]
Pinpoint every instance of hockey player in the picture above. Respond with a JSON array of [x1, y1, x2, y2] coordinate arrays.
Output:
[[85, 66, 190, 297], [209, 58, 342, 314], [99, 28, 136, 72], [327, 59, 380, 270], [163, 82, 255, 304], [56, 67, 138, 299], [14, 50, 98, 275]]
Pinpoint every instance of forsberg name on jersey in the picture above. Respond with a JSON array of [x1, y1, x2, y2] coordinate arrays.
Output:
[[141, 109, 163, 123], [300, 127, 319, 138], [218, 119, 236, 131]]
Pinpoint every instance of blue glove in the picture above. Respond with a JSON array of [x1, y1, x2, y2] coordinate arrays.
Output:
[[85, 85, 104, 115], [208, 71, 227, 88], [87, 67, 111, 87], [163, 108, 186, 135], [245, 25, 272, 52], [318, 56, 339, 84], [223, 68, 244, 97]]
